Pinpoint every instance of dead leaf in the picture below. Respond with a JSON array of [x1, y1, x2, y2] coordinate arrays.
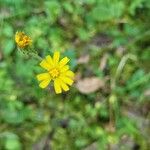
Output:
[[84, 142, 98, 150], [99, 53, 108, 71], [105, 124, 116, 133], [76, 77, 104, 94], [74, 72, 82, 81], [144, 89, 150, 97], [116, 46, 126, 56], [77, 54, 89, 64]]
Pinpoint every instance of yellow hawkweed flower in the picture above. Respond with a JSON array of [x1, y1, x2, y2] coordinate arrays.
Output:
[[36, 51, 74, 94], [15, 31, 32, 48]]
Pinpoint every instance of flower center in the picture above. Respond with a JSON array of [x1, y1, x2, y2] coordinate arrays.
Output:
[[49, 68, 59, 78]]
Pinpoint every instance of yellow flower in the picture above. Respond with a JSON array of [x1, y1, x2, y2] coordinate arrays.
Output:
[[15, 31, 32, 48], [36, 51, 74, 94]]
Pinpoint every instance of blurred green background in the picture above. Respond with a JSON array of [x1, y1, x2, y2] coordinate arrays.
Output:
[[0, 0, 150, 149]]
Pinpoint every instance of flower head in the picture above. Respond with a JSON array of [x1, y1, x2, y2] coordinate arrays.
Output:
[[15, 31, 32, 48], [36, 51, 74, 94]]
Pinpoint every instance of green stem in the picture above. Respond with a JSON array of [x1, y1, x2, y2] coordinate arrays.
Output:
[[111, 54, 137, 90], [109, 54, 137, 130], [18, 47, 42, 61], [29, 52, 42, 61]]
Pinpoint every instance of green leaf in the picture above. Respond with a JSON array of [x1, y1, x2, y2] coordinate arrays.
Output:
[[88, 1, 125, 22], [2, 101, 31, 124], [3, 24, 14, 37], [76, 28, 91, 41], [63, 2, 74, 13], [129, 0, 145, 15], [2, 39, 15, 56], [44, 0, 61, 23], [4, 133, 21, 150], [83, 0, 96, 4]]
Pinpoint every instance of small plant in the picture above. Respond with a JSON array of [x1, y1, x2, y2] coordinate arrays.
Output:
[[15, 31, 74, 94]]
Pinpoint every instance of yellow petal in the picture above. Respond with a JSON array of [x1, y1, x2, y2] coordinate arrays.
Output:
[[60, 65, 69, 73], [58, 79, 69, 92], [36, 73, 51, 81], [53, 51, 60, 65], [54, 79, 62, 94], [40, 59, 51, 71], [60, 76, 74, 86], [64, 70, 74, 78], [59, 57, 70, 67], [39, 79, 51, 88], [46, 55, 53, 66]]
